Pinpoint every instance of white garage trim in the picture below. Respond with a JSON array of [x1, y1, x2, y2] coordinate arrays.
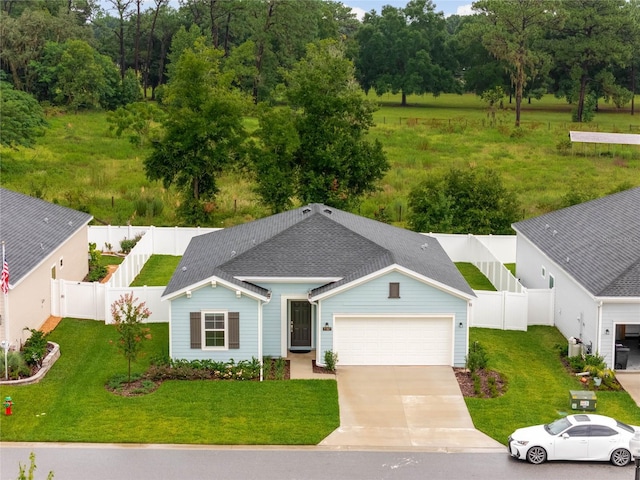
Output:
[[333, 314, 455, 366]]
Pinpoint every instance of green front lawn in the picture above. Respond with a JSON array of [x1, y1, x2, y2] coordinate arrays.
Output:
[[467, 326, 640, 444], [0, 319, 339, 444], [2, 319, 637, 445]]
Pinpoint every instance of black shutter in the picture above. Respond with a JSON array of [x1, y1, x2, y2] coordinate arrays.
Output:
[[190, 312, 201, 349], [389, 282, 400, 298], [229, 312, 240, 349]]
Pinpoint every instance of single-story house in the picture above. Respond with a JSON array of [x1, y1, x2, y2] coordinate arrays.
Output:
[[0, 188, 93, 347], [512, 187, 640, 370], [162, 204, 475, 367]]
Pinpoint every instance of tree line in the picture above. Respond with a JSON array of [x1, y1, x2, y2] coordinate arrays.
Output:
[[2, 0, 638, 118], [1, 0, 639, 232]]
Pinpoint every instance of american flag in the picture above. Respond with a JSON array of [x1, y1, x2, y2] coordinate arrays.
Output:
[[1, 246, 8, 295]]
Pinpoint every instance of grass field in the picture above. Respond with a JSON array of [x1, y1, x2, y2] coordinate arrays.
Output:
[[1, 94, 639, 228], [0, 319, 339, 445]]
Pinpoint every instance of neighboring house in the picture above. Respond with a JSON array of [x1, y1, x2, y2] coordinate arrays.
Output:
[[0, 188, 93, 347], [162, 204, 475, 367], [512, 187, 640, 370]]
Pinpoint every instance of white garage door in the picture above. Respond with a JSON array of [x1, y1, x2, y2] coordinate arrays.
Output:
[[333, 316, 453, 365]]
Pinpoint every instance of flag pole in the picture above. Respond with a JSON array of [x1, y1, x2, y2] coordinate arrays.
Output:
[[1, 241, 8, 379]]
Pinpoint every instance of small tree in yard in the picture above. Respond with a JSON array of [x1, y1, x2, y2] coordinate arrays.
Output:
[[111, 292, 152, 383]]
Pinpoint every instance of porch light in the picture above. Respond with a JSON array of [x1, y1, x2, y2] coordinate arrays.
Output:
[[458, 322, 463, 328], [186, 290, 192, 298], [235, 290, 241, 298], [605, 329, 610, 335]]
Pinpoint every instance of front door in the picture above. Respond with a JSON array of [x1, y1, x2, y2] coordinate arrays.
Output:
[[290, 300, 312, 349]]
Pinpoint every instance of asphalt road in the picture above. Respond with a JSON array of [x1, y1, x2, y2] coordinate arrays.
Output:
[[0, 443, 634, 480]]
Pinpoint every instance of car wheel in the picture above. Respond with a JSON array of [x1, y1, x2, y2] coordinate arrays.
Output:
[[610, 448, 631, 467], [526, 446, 547, 465]]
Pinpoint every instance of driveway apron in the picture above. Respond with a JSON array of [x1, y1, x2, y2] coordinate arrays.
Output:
[[320, 366, 504, 451]]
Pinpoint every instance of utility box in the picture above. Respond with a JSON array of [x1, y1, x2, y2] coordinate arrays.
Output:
[[569, 390, 597, 411]]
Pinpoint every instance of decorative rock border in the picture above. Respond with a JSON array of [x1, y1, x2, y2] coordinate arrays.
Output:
[[0, 342, 60, 386]]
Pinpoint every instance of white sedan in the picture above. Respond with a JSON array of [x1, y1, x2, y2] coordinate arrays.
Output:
[[508, 414, 638, 466]]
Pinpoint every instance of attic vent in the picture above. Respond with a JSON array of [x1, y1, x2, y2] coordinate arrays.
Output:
[[323, 208, 332, 214], [420, 242, 428, 250], [302, 208, 311, 214]]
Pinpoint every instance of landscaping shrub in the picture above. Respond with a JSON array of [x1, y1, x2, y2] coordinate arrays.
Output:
[[465, 341, 488, 373], [21, 329, 49, 367], [144, 357, 261, 382], [120, 233, 144, 254], [2, 351, 30, 379], [324, 350, 338, 372]]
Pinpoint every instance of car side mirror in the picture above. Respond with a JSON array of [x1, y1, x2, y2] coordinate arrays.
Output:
[[562, 433, 570, 439]]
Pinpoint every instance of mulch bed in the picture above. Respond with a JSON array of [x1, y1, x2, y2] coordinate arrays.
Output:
[[312, 360, 335, 375], [454, 367, 507, 398]]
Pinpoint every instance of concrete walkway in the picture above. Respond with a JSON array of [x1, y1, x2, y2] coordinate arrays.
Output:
[[616, 372, 640, 407], [319, 366, 504, 452]]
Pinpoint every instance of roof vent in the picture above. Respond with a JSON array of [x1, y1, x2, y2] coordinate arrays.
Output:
[[420, 242, 428, 250], [302, 208, 311, 214], [44, 217, 48, 223], [231, 250, 236, 257], [323, 208, 332, 214], [182, 266, 187, 272], [566, 256, 570, 263], [545, 224, 549, 229], [68, 221, 73, 226], [552, 230, 557, 236]]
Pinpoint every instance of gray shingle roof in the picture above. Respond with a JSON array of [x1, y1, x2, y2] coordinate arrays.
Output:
[[0, 188, 93, 287], [164, 204, 474, 298], [512, 187, 640, 297]]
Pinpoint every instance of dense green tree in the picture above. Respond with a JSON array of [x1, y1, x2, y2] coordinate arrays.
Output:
[[356, 0, 459, 106], [0, 7, 90, 92], [251, 105, 300, 212], [31, 39, 121, 111], [253, 39, 388, 210], [548, 0, 634, 122], [408, 167, 520, 234], [453, 14, 509, 95], [0, 81, 47, 147], [472, 0, 557, 127], [144, 38, 249, 223]]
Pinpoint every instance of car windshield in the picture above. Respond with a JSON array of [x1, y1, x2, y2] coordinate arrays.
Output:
[[545, 417, 572, 435]]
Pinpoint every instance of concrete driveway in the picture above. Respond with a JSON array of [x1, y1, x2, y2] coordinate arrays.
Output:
[[320, 366, 504, 451]]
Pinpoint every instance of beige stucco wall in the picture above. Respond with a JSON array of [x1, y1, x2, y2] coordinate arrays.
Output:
[[1, 225, 89, 348]]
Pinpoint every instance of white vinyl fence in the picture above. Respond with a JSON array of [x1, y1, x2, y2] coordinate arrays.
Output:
[[54, 227, 554, 329], [51, 226, 220, 323]]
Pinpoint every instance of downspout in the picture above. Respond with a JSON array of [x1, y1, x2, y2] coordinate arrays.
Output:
[[309, 292, 320, 366], [596, 300, 603, 364], [259, 291, 272, 382]]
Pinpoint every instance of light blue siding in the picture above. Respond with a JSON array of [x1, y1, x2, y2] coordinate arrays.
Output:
[[318, 271, 469, 367], [170, 284, 260, 361]]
